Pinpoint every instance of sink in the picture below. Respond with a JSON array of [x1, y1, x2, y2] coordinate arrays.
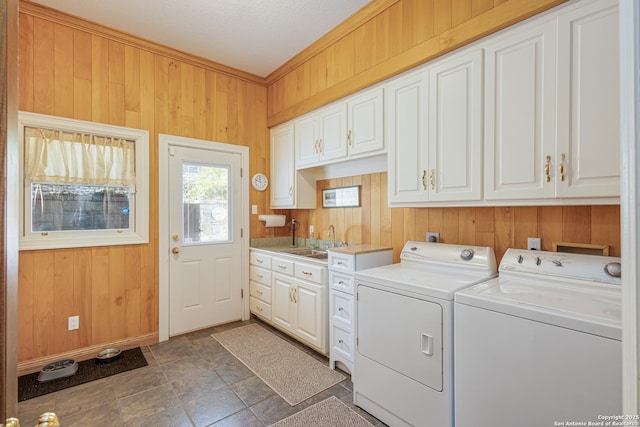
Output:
[[284, 248, 329, 259]]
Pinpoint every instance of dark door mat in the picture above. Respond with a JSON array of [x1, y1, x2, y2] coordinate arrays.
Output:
[[18, 347, 148, 401]]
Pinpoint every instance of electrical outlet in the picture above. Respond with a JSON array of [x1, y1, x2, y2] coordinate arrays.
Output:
[[68, 315, 79, 331], [426, 232, 440, 243], [527, 237, 541, 251]]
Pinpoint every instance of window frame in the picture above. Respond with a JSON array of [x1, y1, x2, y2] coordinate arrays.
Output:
[[18, 111, 149, 250]]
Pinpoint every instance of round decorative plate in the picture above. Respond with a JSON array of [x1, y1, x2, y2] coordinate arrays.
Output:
[[252, 173, 268, 191]]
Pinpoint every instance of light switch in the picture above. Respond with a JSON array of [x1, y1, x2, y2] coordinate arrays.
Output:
[[251, 205, 258, 215]]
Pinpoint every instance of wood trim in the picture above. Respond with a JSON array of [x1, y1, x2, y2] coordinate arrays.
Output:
[[17, 332, 158, 376], [2, 0, 19, 418], [18, 0, 267, 86], [265, 0, 401, 84], [266, 0, 569, 127]]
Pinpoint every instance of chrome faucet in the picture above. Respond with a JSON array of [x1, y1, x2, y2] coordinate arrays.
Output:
[[327, 225, 336, 248]]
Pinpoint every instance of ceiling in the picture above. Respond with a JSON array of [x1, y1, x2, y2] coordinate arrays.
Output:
[[30, 0, 371, 78]]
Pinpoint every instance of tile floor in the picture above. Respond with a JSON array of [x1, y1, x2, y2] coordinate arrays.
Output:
[[18, 319, 385, 426]]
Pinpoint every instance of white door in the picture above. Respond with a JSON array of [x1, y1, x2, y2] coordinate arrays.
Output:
[[484, 19, 557, 200], [348, 87, 385, 157], [168, 145, 243, 335], [429, 49, 483, 202], [272, 272, 295, 331], [387, 68, 429, 203], [556, 0, 620, 198], [270, 124, 296, 207], [318, 103, 348, 163], [294, 279, 323, 349], [295, 114, 320, 167]]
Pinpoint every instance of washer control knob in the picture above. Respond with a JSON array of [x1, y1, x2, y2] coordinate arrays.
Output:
[[536, 257, 542, 266], [604, 262, 621, 278], [517, 255, 524, 264], [460, 248, 475, 261]]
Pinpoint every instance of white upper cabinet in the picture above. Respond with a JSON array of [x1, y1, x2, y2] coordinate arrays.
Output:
[[484, 19, 557, 200], [271, 123, 296, 207], [388, 48, 483, 205], [387, 68, 429, 203], [485, 0, 619, 202], [428, 49, 484, 202], [270, 123, 316, 209], [347, 87, 385, 158], [556, 0, 619, 198], [295, 87, 384, 169], [295, 104, 348, 168]]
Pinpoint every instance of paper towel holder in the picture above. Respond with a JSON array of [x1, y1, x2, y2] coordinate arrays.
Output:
[[258, 214, 287, 227]]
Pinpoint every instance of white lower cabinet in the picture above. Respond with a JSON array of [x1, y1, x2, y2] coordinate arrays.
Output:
[[251, 249, 328, 354], [249, 253, 272, 321], [327, 247, 393, 374]]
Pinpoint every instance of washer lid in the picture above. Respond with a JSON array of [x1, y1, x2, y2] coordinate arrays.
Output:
[[456, 276, 622, 340], [355, 262, 497, 300]]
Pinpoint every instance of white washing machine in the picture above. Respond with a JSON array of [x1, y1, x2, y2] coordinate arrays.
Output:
[[353, 241, 497, 427], [455, 249, 622, 427]]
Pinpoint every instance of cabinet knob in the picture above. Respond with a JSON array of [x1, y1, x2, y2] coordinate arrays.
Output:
[[338, 307, 344, 311], [421, 170, 427, 190], [560, 153, 566, 182], [347, 129, 352, 146], [429, 169, 435, 190]]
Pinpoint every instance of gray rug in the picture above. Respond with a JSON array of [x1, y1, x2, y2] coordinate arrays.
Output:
[[270, 396, 373, 427], [212, 324, 345, 406]]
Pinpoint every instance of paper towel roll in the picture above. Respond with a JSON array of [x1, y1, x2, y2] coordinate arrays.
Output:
[[258, 214, 286, 227]]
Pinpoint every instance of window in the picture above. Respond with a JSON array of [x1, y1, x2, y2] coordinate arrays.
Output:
[[18, 112, 149, 250]]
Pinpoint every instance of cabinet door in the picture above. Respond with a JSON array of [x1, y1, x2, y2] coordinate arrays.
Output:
[[485, 19, 557, 200], [429, 49, 483, 202], [387, 68, 429, 203], [270, 124, 295, 207], [348, 87, 384, 157], [295, 114, 320, 168], [319, 104, 348, 163], [556, 0, 619, 198], [272, 273, 295, 331], [294, 279, 324, 351]]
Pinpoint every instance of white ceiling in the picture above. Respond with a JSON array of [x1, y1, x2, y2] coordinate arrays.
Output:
[[30, 0, 371, 78]]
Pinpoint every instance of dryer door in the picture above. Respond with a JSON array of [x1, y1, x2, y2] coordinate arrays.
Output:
[[357, 285, 443, 391]]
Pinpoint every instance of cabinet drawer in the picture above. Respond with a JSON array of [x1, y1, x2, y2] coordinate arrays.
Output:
[[250, 265, 271, 286], [328, 271, 354, 294], [250, 296, 271, 319], [272, 257, 294, 275], [294, 262, 325, 284], [331, 323, 354, 361], [330, 290, 354, 328], [250, 252, 272, 269], [328, 252, 354, 273], [250, 281, 271, 304]]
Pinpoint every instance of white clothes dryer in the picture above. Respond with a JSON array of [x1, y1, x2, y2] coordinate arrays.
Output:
[[454, 248, 622, 427], [353, 241, 497, 427]]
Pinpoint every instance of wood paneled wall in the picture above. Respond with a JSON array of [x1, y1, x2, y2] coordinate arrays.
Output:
[[291, 173, 621, 265], [17, 3, 273, 364], [266, 0, 568, 126]]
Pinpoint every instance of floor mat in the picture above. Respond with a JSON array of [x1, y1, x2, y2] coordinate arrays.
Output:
[[269, 396, 373, 427], [212, 324, 345, 406], [18, 347, 148, 401]]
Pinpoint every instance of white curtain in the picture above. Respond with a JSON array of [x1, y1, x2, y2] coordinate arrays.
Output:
[[24, 126, 136, 185]]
